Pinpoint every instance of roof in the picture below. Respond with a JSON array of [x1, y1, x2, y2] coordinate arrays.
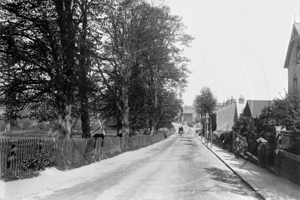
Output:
[[284, 23, 300, 68], [246, 100, 273, 118], [216, 103, 235, 113], [257, 137, 267, 143], [215, 103, 237, 132]]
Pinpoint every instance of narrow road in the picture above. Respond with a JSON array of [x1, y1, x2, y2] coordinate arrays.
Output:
[[10, 129, 261, 200]]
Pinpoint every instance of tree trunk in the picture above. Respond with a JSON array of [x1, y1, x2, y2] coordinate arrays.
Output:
[[81, 103, 91, 138], [121, 83, 130, 136], [204, 112, 207, 144], [53, 0, 76, 139], [149, 64, 157, 136], [57, 105, 72, 139], [210, 116, 212, 148], [79, 0, 91, 138]]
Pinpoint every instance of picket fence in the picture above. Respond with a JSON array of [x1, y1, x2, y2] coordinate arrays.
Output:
[[0, 130, 172, 178]]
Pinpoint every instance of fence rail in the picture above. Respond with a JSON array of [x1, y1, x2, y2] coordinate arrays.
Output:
[[0, 129, 173, 178]]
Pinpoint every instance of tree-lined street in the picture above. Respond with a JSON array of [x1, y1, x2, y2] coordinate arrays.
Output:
[[1, 1, 300, 199]]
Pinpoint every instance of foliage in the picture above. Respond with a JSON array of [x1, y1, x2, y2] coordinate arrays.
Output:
[[0, 0, 59, 120], [155, 90, 183, 130], [193, 87, 217, 116], [232, 113, 258, 140], [257, 91, 300, 133], [0, 0, 192, 137], [92, 0, 192, 134], [232, 91, 300, 153], [0, 0, 100, 137], [20, 151, 56, 173]]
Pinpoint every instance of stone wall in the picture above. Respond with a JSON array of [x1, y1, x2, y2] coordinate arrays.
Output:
[[277, 150, 300, 186]]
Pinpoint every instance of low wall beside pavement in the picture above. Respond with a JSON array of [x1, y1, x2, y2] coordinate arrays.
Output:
[[277, 150, 300, 186], [208, 130, 300, 186]]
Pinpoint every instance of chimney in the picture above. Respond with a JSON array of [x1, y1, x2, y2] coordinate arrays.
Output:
[[238, 95, 245, 104]]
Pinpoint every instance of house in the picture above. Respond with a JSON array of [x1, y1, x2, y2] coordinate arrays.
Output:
[[212, 102, 238, 139], [215, 103, 238, 132], [180, 106, 199, 123], [284, 22, 300, 93], [243, 100, 273, 122]]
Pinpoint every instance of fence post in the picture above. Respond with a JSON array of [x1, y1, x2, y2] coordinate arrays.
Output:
[[258, 143, 266, 168], [0, 139, 4, 177]]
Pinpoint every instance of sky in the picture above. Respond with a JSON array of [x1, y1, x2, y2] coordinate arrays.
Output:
[[154, 0, 300, 106]]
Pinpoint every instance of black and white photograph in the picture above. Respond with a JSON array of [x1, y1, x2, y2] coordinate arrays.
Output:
[[0, 0, 300, 199]]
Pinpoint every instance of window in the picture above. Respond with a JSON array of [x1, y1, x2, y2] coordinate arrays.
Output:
[[294, 45, 300, 64], [293, 76, 298, 92]]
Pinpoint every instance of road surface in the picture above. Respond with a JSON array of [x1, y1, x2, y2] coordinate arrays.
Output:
[[5, 128, 261, 200]]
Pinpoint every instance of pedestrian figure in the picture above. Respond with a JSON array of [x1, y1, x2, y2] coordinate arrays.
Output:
[[221, 132, 229, 149], [178, 126, 183, 136], [234, 136, 241, 159]]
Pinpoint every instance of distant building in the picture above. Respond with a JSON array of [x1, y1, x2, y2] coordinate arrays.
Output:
[[243, 100, 273, 122], [212, 96, 245, 136], [180, 106, 199, 123], [215, 96, 238, 113], [237, 95, 246, 117], [284, 22, 300, 93], [215, 103, 224, 111], [238, 95, 245, 104]]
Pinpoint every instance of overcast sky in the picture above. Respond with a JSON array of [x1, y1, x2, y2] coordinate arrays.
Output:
[[155, 0, 300, 106]]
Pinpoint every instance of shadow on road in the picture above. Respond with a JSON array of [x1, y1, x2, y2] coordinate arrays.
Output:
[[178, 138, 193, 141], [204, 167, 251, 197], [183, 143, 197, 146]]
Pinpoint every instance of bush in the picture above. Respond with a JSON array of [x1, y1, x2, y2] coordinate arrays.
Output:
[[20, 151, 56, 173]]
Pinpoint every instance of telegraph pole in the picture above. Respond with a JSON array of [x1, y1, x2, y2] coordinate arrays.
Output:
[[210, 114, 213, 148]]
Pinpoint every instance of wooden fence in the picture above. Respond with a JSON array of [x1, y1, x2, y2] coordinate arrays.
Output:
[[0, 129, 173, 178], [0, 138, 56, 177]]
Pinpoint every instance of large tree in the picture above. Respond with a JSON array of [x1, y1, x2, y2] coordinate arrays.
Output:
[[194, 87, 217, 117], [0, 0, 192, 138], [0, 0, 62, 134], [193, 87, 217, 144], [0, 0, 99, 138], [93, 0, 192, 135]]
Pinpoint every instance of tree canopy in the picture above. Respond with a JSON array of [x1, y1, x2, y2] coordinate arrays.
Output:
[[193, 87, 217, 116], [257, 91, 300, 133], [0, 0, 193, 137]]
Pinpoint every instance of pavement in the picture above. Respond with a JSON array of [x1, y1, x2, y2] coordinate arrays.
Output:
[[191, 128, 300, 200]]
